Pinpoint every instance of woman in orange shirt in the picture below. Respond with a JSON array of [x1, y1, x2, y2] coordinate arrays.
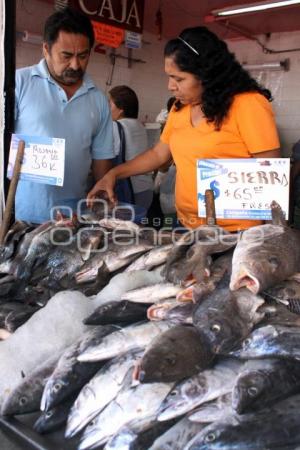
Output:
[[87, 26, 280, 231]]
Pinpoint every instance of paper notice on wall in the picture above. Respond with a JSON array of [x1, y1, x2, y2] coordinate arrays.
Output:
[[92, 21, 124, 48], [125, 31, 142, 48]]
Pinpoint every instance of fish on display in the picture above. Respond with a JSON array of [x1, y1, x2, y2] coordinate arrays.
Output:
[[230, 200, 300, 294], [104, 421, 176, 450], [40, 325, 118, 412], [148, 300, 194, 324], [77, 321, 173, 363], [0, 302, 39, 332], [99, 218, 142, 234], [149, 417, 206, 450], [0, 221, 33, 263], [75, 240, 154, 284], [184, 393, 300, 450], [259, 301, 300, 327], [1, 355, 60, 416], [188, 393, 233, 423], [193, 287, 265, 354], [136, 325, 215, 383], [121, 283, 183, 304], [33, 396, 76, 434], [230, 324, 300, 360], [232, 358, 300, 414], [263, 279, 300, 315], [78, 381, 173, 449], [65, 350, 143, 439], [84, 300, 150, 326], [125, 244, 173, 272], [157, 358, 242, 421], [11, 215, 77, 280]]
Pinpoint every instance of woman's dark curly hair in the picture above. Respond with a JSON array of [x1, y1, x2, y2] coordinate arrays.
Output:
[[164, 26, 272, 129]]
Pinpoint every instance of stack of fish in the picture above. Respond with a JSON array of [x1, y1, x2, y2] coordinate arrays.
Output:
[[2, 201, 300, 449]]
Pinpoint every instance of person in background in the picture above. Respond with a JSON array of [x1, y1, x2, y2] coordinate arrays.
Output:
[[14, 7, 114, 224], [290, 140, 300, 226], [87, 26, 280, 232], [109, 85, 154, 212]]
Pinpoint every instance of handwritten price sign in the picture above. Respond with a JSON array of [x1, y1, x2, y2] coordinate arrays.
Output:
[[8, 134, 65, 186], [197, 158, 290, 220]]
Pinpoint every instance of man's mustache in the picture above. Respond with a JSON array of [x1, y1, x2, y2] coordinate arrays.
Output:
[[64, 69, 84, 78]]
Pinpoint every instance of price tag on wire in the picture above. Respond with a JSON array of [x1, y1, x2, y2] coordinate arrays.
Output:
[[8, 133, 65, 186]]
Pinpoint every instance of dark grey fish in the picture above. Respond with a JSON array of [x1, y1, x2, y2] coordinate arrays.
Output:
[[163, 226, 236, 285], [232, 358, 300, 414], [136, 325, 215, 383], [0, 302, 39, 332], [259, 301, 300, 327], [84, 300, 150, 326], [1, 355, 59, 415], [33, 396, 75, 434], [230, 324, 300, 360], [40, 325, 118, 412], [193, 287, 265, 354], [263, 279, 300, 315], [230, 201, 300, 294], [185, 393, 300, 450], [0, 221, 33, 263]]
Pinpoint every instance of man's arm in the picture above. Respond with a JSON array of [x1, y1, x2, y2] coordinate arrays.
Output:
[[92, 159, 114, 182]]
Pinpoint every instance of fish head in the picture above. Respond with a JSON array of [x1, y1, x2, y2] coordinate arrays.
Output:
[[33, 409, 55, 433], [138, 345, 180, 383], [158, 376, 206, 421], [40, 378, 66, 412], [1, 389, 32, 415], [230, 226, 287, 294], [232, 371, 266, 414]]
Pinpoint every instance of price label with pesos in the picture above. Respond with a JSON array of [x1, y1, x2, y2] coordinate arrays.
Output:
[[8, 134, 65, 186]]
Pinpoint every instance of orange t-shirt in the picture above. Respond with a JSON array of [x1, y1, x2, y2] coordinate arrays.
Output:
[[160, 92, 280, 231]]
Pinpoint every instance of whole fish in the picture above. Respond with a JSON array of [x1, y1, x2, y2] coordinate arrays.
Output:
[[125, 244, 173, 272], [121, 283, 183, 303], [78, 381, 173, 449], [33, 396, 75, 434], [77, 321, 173, 363], [65, 350, 143, 439], [99, 218, 141, 234], [40, 325, 117, 412], [230, 201, 300, 294], [157, 358, 242, 421], [1, 355, 60, 415], [193, 287, 265, 354], [263, 279, 300, 314], [184, 393, 300, 450], [230, 324, 300, 360], [11, 216, 77, 280], [136, 325, 215, 383], [149, 417, 206, 450], [84, 300, 150, 326], [232, 358, 300, 414], [188, 393, 233, 423], [75, 241, 153, 284]]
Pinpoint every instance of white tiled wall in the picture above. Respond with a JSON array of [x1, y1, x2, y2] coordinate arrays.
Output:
[[16, 0, 300, 156]]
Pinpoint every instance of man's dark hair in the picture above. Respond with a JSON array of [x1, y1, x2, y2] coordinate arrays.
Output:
[[109, 85, 139, 119], [43, 7, 95, 50]]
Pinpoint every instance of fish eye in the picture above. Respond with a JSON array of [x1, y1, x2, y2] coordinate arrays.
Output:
[[53, 383, 62, 393], [19, 396, 27, 406], [205, 432, 216, 443], [248, 386, 258, 397], [170, 389, 178, 396], [210, 323, 221, 333], [166, 356, 176, 365], [46, 411, 53, 418], [243, 338, 251, 347]]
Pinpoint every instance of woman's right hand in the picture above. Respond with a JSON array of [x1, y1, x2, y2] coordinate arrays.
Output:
[[86, 170, 117, 208]]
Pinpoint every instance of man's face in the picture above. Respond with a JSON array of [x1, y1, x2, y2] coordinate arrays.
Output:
[[43, 30, 90, 86]]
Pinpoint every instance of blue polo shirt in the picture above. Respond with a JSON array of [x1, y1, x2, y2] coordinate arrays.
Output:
[[14, 59, 114, 223]]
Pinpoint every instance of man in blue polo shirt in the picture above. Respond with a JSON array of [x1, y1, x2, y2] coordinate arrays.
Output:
[[14, 7, 114, 223]]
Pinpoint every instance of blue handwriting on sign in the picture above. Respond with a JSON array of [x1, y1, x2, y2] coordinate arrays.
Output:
[[198, 180, 220, 202]]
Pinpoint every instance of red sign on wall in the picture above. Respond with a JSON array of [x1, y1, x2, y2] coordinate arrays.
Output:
[[69, 0, 144, 34]]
